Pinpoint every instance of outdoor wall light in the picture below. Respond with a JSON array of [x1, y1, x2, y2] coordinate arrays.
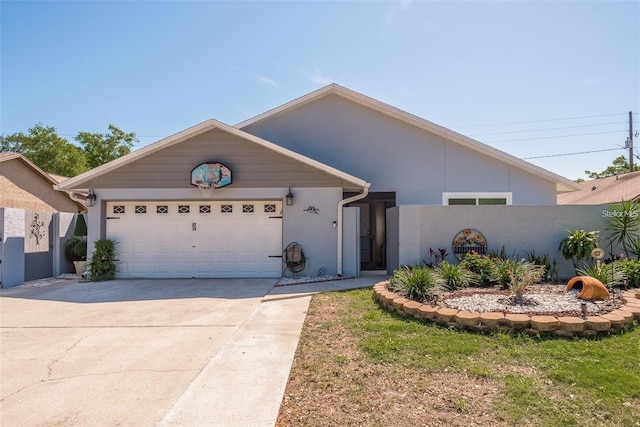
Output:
[[285, 188, 294, 206], [86, 189, 97, 208]]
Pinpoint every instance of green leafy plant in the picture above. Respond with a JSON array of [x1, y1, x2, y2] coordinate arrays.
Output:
[[576, 262, 626, 289], [435, 260, 477, 290], [605, 201, 640, 259], [558, 229, 599, 274], [488, 245, 510, 260], [459, 252, 494, 287], [526, 251, 558, 283], [502, 260, 545, 303], [64, 236, 86, 262], [492, 258, 524, 288], [389, 265, 439, 302], [64, 214, 88, 263], [619, 259, 640, 287], [87, 239, 117, 282]]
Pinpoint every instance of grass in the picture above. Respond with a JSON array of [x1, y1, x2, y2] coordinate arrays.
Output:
[[276, 287, 640, 427]]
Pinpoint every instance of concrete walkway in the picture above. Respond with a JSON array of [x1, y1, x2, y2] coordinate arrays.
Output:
[[0, 274, 385, 427]]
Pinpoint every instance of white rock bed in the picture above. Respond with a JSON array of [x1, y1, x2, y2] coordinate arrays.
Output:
[[443, 286, 615, 315]]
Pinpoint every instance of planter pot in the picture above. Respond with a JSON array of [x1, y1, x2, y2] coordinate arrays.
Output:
[[73, 261, 87, 276]]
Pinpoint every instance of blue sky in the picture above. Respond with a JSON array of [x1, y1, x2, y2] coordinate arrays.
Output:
[[2, 0, 638, 180]]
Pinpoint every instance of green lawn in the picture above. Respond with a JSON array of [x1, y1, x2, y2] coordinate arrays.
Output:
[[278, 287, 640, 426]]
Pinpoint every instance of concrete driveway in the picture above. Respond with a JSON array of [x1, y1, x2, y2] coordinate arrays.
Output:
[[0, 275, 384, 426]]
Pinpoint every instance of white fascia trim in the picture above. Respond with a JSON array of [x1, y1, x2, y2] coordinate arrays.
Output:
[[237, 84, 582, 194], [442, 192, 513, 206], [56, 117, 369, 191]]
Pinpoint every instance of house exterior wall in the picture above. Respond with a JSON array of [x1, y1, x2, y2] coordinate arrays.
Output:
[[82, 129, 343, 189], [0, 159, 79, 212], [86, 186, 346, 276], [242, 94, 557, 205], [1, 208, 25, 287], [387, 204, 610, 279]]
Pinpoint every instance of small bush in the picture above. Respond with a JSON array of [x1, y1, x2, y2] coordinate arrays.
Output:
[[87, 239, 117, 282], [618, 259, 640, 287], [459, 252, 494, 287], [389, 265, 439, 302], [492, 258, 524, 288], [435, 260, 476, 290], [577, 263, 626, 289]]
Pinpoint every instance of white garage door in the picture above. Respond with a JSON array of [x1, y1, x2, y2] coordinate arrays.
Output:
[[106, 201, 282, 278]]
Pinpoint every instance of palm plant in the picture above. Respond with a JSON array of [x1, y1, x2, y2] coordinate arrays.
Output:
[[606, 201, 640, 259], [558, 229, 599, 275]]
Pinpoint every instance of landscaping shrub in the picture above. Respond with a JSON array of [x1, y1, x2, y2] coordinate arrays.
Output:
[[558, 229, 600, 274], [491, 258, 524, 288], [87, 239, 117, 282], [435, 260, 477, 290], [459, 252, 494, 287], [577, 262, 626, 289], [619, 259, 640, 287], [389, 265, 439, 302]]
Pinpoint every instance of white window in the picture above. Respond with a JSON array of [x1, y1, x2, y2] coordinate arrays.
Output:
[[442, 192, 512, 206]]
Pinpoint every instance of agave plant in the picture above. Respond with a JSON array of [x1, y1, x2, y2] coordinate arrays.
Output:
[[558, 229, 600, 275]]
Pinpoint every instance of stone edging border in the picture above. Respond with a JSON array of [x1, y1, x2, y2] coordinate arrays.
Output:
[[373, 281, 640, 337]]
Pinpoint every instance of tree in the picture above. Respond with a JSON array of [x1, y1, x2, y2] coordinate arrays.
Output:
[[584, 155, 638, 179], [0, 123, 88, 176], [75, 124, 137, 169]]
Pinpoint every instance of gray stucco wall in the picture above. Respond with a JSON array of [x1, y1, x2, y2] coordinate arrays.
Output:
[[387, 204, 613, 279], [242, 93, 558, 205], [1, 208, 26, 287], [342, 206, 360, 278]]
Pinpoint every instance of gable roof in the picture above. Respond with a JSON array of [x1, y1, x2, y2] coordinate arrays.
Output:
[[557, 171, 640, 205], [237, 84, 582, 193], [0, 152, 85, 211], [0, 152, 59, 186], [55, 118, 369, 192]]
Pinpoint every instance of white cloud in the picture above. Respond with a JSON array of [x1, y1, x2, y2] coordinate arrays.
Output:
[[227, 63, 278, 88], [382, 0, 412, 33], [302, 68, 333, 85]]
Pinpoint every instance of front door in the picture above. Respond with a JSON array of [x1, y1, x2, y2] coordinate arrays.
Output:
[[347, 192, 395, 271]]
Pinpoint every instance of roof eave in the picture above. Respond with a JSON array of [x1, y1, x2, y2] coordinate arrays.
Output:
[[237, 84, 582, 194]]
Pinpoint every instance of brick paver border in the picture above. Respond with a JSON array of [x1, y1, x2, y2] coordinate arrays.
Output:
[[373, 282, 639, 337]]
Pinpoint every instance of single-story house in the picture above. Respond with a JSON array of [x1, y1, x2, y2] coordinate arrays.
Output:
[[0, 153, 84, 212], [56, 84, 581, 279], [558, 170, 640, 204]]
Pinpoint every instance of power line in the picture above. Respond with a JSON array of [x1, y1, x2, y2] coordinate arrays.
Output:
[[453, 113, 628, 128], [484, 130, 626, 144], [523, 147, 623, 160], [469, 121, 628, 137]]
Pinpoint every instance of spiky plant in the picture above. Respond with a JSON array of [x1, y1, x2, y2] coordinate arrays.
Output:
[[435, 260, 476, 290], [577, 263, 627, 289], [389, 265, 439, 302], [606, 201, 640, 259]]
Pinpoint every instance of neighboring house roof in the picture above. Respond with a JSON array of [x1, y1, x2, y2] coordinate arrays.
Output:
[[237, 84, 582, 194], [55, 118, 370, 192], [557, 171, 640, 205], [0, 152, 84, 212]]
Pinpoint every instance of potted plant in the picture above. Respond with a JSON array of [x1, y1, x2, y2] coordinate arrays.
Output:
[[64, 214, 88, 275]]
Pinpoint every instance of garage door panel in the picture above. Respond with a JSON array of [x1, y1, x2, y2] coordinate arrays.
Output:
[[106, 201, 282, 278]]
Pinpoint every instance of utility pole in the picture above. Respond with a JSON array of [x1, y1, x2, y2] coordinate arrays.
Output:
[[628, 111, 634, 172]]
